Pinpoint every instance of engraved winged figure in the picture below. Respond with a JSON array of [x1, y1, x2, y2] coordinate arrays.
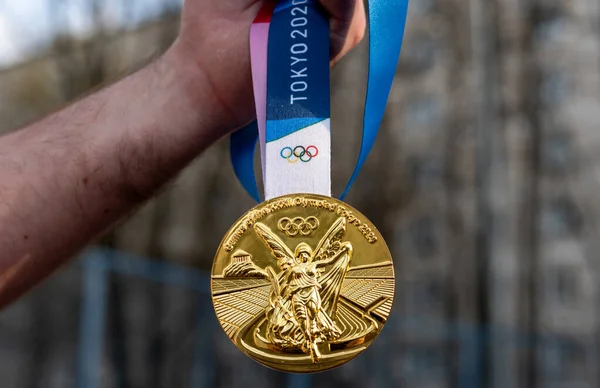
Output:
[[254, 217, 353, 362]]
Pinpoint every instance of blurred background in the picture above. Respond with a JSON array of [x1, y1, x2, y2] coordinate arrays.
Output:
[[1, 0, 599, 387]]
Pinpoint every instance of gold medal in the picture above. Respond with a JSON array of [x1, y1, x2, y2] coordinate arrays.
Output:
[[211, 194, 394, 373]]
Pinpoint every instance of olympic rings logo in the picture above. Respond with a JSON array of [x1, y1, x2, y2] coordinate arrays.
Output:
[[278, 216, 320, 237], [280, 145, 319, 163]]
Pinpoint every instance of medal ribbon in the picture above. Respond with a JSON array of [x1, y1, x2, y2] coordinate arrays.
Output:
[[264, 0, 331, 200], [230, 2, 275, 202], [231, 0, 409, 201]]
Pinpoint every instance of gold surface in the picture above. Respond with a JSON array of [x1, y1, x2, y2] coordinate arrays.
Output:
[[211, 194, 395, 373]]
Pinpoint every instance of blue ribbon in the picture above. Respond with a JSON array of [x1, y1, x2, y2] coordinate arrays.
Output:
[[266, 0, 330, 142], [230, 0, 410, 202], [230, 120, 260, 202]]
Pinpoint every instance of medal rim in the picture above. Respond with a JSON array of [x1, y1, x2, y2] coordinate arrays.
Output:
[[210, 193, 395, 374]]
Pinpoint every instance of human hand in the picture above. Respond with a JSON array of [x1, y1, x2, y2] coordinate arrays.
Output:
[[168, 0, 366, 135]]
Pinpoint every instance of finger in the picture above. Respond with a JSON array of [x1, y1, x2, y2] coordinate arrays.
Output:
[[319, 0, 367, 64]]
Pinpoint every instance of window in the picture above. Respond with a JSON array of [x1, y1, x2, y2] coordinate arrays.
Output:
[[542, 131, 572, 174], [547, 266, 579, 305], [408, 217, 438, 258], [541, 197, 582, 237], [403, 96, 441, 129], [409, 157, 441, 189], [541, 71, 569, 105], [546, 338, 587, 382], [398, 35, 437, 75], [535, 19, 565, 45], [402, 346, 445, 383], [411, 0, 437, 15], [533, 6, 566, 46], [411, 278, 444, 315]]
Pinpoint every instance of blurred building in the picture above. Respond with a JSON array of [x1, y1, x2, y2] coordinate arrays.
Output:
[[530, 0, 600, 387], [1, 0, 600, 387], [381, 0, 600, 387]]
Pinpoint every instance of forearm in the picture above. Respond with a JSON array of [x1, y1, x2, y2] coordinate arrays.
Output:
[[0, 45, 228, 306]]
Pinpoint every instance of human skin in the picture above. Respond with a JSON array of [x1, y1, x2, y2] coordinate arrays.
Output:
[[0, 0, 366, 308]]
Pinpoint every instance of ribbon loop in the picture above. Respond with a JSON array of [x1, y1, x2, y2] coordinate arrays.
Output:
[[340, 0, 409, 199]]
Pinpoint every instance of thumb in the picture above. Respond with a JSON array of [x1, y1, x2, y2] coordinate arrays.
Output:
[[319, 0, 367, 63]]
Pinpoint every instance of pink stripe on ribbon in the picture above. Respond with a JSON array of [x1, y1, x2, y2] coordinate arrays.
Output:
[[250, 2, 275, 184]]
